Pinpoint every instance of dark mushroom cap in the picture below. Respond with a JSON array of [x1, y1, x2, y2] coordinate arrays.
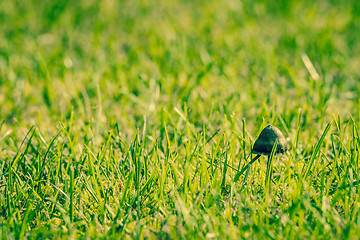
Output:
[[252, 125, 288, 155]]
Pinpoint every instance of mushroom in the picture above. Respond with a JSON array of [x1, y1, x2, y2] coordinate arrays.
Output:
[[252, 124, 288, 156], [238, 124, 288, 176]]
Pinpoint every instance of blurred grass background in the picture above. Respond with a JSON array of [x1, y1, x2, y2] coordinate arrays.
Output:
[[1, 0, 360, 238], [0, 0, 359, 136]]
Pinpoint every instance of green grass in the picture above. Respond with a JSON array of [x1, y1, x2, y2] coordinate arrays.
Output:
[[1, 0, 360, 239]]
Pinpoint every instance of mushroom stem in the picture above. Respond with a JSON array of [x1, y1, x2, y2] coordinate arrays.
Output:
[[238, 154, 261, 176], [265, 155, 274, 194], [267, 155, 271, 183]]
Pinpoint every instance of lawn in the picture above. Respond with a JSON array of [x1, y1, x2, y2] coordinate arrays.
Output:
[[1, 0, 360, 239]]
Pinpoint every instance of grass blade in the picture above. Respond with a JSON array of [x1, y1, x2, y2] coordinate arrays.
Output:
[[265, 140, 277, 195], [303, 122, 332, 179]]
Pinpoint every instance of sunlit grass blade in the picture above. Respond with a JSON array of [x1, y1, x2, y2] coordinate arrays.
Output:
[[234, 154, 261, 182], [265, 140, 277, 195], [303, 122, 332, 179]]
